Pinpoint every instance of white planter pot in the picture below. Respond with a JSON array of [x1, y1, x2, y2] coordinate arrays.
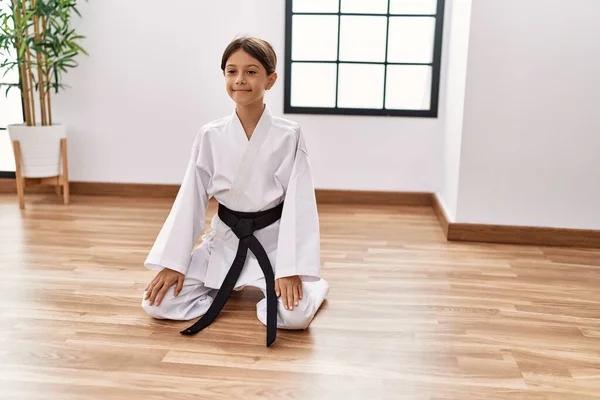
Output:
[[7, 124, 67, 178]]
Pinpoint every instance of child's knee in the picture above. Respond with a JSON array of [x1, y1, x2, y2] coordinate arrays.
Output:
[[277, 280, 329, 330], [277, 305, 313, 330], [141, 290, 175, 319], [141, 286, 214, 321], [276, 290, 319, 329], [256, 295, 313, 329]]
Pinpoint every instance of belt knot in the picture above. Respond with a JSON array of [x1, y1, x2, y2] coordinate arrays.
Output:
[[233, 218, 254, 239]]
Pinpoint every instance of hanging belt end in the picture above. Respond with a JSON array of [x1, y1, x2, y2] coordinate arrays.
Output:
[[180, 325, 201, 336]]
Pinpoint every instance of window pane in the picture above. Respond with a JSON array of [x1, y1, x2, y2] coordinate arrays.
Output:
[[291, 63, 337, 107], [0, 87, 24, 129], [0, 1, 20, 172], [385, 65, 431, 110], [339, 16, 387, 62], [0, 14, 20, 85], [387, 17, 435, 63], [0, 129, 16, 172], [292, 15, 339, 61], [390, 0, 438, 15], [293, 0, 339, 13], [338, 63, 385, 109], [341, 0, 388, 14]]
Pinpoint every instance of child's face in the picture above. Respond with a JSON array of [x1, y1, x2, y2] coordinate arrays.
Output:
[[224, 49, 276, 107]]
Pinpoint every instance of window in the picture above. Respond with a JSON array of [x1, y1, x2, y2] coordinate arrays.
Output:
[[284, 0, 445, 117], [0, 2, 23, 178], [0, 68, 23, 178]]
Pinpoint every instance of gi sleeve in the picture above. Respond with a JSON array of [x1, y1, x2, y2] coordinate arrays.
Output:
[[144, 128, 211, 276], [274, 126, 321, 282]]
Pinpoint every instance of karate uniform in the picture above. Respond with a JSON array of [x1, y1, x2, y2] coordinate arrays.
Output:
[[141, 105, 328, 330]]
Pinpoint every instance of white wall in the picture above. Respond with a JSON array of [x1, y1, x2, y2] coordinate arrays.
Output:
[[53, 0, 445, 192], [438, 0, 472, 221], [455, 0, 600, 230], [17, 0, 600, 231]]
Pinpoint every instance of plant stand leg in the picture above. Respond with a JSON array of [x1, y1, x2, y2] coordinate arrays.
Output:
[[60, 138, 69, 205], [12, 140, 25, 210]]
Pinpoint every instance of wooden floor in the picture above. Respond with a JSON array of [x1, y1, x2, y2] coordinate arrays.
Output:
[[1, 194, 600, 400]]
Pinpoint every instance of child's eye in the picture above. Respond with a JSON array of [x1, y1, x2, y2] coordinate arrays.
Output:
[[227, 70, 236, 74], [248, 70, 257, 75]]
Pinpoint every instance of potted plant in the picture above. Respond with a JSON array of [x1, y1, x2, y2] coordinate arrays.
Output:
[[0, 0, 86, 208]]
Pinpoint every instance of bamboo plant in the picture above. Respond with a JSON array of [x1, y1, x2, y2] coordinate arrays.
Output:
[[0, 0, 87, 127]]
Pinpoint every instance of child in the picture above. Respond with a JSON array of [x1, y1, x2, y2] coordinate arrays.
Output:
[[141, 37, 329, 347]]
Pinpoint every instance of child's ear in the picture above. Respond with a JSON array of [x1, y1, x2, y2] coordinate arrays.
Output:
[[266, 72, 278, 90]]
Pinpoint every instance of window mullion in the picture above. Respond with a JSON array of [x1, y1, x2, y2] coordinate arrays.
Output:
[[335, 0, 342, 108], [382, 0, 391, 110]]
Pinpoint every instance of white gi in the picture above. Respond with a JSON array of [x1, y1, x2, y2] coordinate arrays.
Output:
[[141, 105, 329, 329]]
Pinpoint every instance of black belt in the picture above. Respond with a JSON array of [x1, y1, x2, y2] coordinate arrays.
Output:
[[180, 202, 283, 347]]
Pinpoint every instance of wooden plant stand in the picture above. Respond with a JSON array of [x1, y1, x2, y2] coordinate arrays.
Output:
[[12, 138, 70, 209]]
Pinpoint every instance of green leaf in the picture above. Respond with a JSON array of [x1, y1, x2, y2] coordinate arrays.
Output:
[[0, 0, 88, 100]]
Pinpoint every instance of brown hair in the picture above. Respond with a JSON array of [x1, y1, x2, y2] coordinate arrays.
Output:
[[221, 37, 277, 75]]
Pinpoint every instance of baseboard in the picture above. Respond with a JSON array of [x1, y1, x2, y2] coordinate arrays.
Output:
[[315, 189, 432, 206], [2, 178, 599, 248], [0, 179, 431, 205], [432, 193, 600, 248], [432, 193, 450, 236], [0, 178, 56, 194], [447, 223, 600, 249], [69, 181, 181, 198]]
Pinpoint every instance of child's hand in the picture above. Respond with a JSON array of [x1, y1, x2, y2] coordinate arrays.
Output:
[[275, 275, 302, 311], [145, 268, 184, 306]]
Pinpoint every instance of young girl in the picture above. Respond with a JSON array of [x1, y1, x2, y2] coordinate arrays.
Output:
[[141, 37, 329, 346]]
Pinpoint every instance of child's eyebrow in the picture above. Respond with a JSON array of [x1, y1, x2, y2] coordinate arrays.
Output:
[[226, 64, 261, 69]]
